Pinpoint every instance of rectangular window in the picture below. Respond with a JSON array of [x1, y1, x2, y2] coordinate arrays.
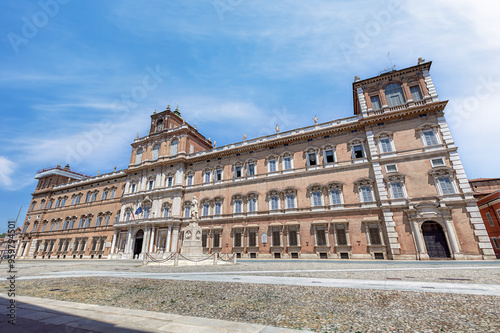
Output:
[[286, 194, 295, 209], [71, 197, 76, 205], [84, 218, 91, 228], [268, 159, 276, 172], [101, 191, 108, 200], [234, 232, 242, 247], [423, 130, 438, 146], [353, 144, 364, 159], [214, 169, 222, 181], [41, 224, 46, 232], [316, 229, 327, 246], [493, 238, 500, 248], [312, 192, 322, 207], [49, 223, 54, 231], [370, 95, 381, 110], [247, 164, 255, 176], [235, 166, 242, 178], [47, 201, 53, 209], [78, 219, 84, 228], [148, 180, 154, 190], [56, 222, 60, 230], [187, 174, 193, 186], [213, 232, 220, 248], [95, 216, 102, 227], [62, 221, 68, 230], [105, 216, 110, 226], [330, 190, 342, 205], [283, 157, 292, 170], [215, 202, 222, 215], [438, 177, 455, 195], [369, 227, 382, 245], [91, 193, 97, 202], [248, 198, 256, 212], [85, 193, 91, 203], [249, 231, 257, 247], [391, 182, 405, 199], [152, 145, 159, 160], [336, 228, 347, 245], [163, 207, 170, 217], [410, 86, 422, 101], [272, 230, 281, 246], [184, 206, 191, 218], [144, 206, 150, 219], [430, 157, 445, 167], [202, 233, 207, 248], [204, 171, 211, 183], [167, 177, 173, 187], [55, 200, 60, 208], [385, 164, 398, 173], [61, 198, 66, 207], [270, 196, 279, 210], [307, 152, 317, 166], [110, 189, 115, 198], [202, 204, 209, 216], [125, 212, 131, 221], [324, 150, 335, 163], [75, 196, 81, 205], [130, 184, 136, 193], [234, 200, 242, 213], [379, 138, 393, 153], [486, 212, 494, 227], [361, 186, 373, 202], [288, 230, 298, 246]]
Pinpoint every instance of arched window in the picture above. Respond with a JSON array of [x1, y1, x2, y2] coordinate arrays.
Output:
[[135, 148, 143, 164], [170, 139, 178, 156], [384, 83, 406, 107], [152, 144, 160, 160]]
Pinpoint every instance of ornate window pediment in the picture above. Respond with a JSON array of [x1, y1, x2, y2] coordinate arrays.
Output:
[[429, 166, 454, 177]]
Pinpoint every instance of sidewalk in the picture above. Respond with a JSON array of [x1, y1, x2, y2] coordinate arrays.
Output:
[[0, 294, 310, 333]]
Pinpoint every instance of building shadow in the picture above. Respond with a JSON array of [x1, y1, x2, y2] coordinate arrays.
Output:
[[0, 297, 152, 333]]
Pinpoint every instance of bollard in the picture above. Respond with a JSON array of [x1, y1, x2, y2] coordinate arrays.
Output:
[[174, 252, 179, 266], [142, 253, 148, 266], [233, 253, 237, 264], [213, 253, 217, 265]]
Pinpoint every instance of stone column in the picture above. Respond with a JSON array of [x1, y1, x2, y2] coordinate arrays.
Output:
[[110, 229, 118, 254], [444, 219, 461, 257], [171, 225, 179, 252], [411, 221, 428, 260], [166, 226, 172, 252], [141, 227, 150, 255], [149, 227, 155, 252], [125, 228, 132, 254]]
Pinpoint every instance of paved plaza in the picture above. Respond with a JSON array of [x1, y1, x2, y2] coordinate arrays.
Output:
[[1, 259, 500, 332]]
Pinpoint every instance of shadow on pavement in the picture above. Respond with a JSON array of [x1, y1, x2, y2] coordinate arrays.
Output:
[[0, 297, 151, 333]]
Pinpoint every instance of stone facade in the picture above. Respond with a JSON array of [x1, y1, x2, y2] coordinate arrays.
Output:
[[17, 60, 496, 260]]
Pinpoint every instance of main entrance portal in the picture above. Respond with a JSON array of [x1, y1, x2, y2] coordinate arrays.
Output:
[[422, 221, 451, 258], [133, 229, 144, 258]]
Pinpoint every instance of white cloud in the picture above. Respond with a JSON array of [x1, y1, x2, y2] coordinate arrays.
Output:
[[0, 156, 15, 188]]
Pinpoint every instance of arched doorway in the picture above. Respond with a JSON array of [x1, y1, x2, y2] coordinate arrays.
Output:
[[133, 229, 144, 258], [422, 221, 450, 258]]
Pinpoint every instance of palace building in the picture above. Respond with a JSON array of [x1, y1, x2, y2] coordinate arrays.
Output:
[[16, 60, 496, 261]]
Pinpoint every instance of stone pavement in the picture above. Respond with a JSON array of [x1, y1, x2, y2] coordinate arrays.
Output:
[[18, 266, 500, 296], [0, 294, 310, 333]]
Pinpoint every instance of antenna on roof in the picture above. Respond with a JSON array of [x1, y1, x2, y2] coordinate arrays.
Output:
[[378, 51, 397, 75]]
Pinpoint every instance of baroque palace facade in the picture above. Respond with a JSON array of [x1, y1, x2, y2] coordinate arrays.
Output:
[[16, 60, 496, 260]]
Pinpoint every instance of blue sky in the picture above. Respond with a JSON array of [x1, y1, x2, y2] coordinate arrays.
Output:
[[1, 0, 499, 233]]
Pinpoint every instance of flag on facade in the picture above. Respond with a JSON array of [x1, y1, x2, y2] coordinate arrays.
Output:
[[135, 206, 143, 215], [131, 205, 136, 220]]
